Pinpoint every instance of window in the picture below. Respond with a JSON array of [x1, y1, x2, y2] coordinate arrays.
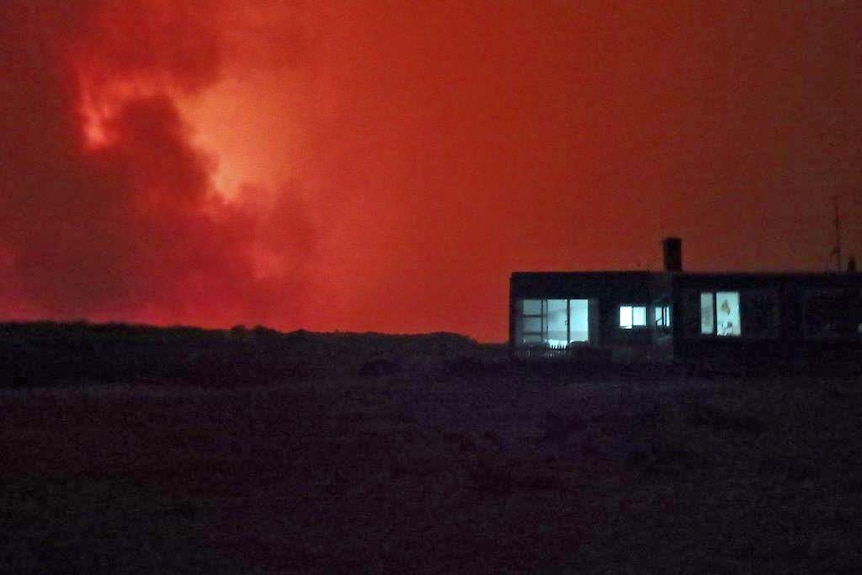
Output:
[[523, 299, 543, 315], [545, 299, 569, 347], [568, 299, 590, 343], [716, 292, 741, 336], [521, 299, 544, 344], [516, 298, 592, 347], [700, 291, 741, 336], [654, 305, 671, 328], [700, 293, 714, 334], [619, 305, 647, 329]]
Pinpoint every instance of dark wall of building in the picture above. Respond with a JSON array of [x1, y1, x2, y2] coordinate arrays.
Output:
[[510, 270, 861, 366], [509, 272, 673, 361], [671, 272, 862, 367]]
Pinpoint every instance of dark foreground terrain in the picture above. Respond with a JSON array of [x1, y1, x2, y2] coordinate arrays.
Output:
[[1, 323, 861, 573]]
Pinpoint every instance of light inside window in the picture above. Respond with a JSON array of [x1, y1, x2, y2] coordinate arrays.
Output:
[[569, 299, 589, 342], [516, 298, 593, 347], [654, 305, 671, 327], [701, 291, 741, 336], [522, 299, 542, 315], [620, 305, 647, 329], [716, 292, 741, 336], [701, 292, 715, 334]]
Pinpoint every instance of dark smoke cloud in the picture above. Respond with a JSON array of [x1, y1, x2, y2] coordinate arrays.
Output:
[[0, 0, 316, 328], [2, 2, 858, 341]]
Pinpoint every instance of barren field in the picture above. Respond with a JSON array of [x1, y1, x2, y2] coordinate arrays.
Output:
[[2, 365, 861, 574]]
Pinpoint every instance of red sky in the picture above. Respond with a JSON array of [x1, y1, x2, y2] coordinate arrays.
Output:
[[1, 1, 860, 342]]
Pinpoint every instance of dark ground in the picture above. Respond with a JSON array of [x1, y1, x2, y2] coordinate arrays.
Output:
[[1, 324, 861, 573]]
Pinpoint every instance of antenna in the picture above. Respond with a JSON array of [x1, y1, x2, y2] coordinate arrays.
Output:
[[831, 196, 842, 272]]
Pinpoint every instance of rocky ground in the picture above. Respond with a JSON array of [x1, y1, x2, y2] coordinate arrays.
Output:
[[1, 362, 861, 573]]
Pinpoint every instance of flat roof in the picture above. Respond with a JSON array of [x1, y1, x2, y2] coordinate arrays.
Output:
[[510, 271, 862, 297]]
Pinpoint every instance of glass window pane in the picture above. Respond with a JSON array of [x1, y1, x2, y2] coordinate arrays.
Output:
[[523, 317, 542, 333], [569, 299, 589, 342], [701, 292, 714, 334], [653, 305, 671, 327], [522, 299, 542, 315], [716, 292, 741, 336], [632, 306, 647, 326], [546, 299, 568, 341], [620, 306, 633, 329]]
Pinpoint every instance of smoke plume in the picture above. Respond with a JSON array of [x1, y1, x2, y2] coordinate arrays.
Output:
[[0, 0, 316, 328]]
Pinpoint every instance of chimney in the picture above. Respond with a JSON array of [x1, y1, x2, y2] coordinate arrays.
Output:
[[662, 237, 682, 272]]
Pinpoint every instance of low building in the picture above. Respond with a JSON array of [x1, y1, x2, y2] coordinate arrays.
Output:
[[509, 238, 862, 368]]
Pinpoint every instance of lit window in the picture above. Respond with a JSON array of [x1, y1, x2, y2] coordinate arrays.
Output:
[[655, 305, 671, 328], [522, 299, 543, 315], [515, 298, 594, 349], [716, 292, 741, 336], [701, 293, 715, 334], [701, 291, 741, 336], [620, 305, 647, 329]]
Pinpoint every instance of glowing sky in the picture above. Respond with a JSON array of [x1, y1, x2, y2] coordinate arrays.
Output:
[[1, 1, 859, 341]]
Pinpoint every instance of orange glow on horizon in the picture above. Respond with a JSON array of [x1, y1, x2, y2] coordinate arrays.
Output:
[[1, 2, 859, 342]]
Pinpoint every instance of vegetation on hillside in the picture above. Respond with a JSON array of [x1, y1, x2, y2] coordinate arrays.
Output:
[[0, 321, 493, 388]]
